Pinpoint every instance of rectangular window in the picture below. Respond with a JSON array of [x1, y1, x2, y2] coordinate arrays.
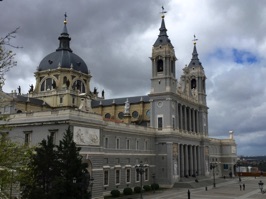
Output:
[[104, 170, 109, 186], [126, 169, 131, 183], [49, 129, 58, 145], [136, 171, 140, 182], [145, 140, 148, 150], [136, 140, 139, 150], [105, 137, 108, 148], [144, 168, 149, 181], [126, 139, 130, 150], [115, 170, 120, 184], [60, 97, 63, 104], [116, 138, 120, 149], [158, 117, 163, 130], [24, 131, 32, 146]]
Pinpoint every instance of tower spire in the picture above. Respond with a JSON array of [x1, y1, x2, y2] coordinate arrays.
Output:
[[188, 35, 201, 67], [56, 12, 72, 52], [153, 7, 172, 47]]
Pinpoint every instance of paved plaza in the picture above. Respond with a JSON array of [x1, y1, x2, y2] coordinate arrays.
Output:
[[141, 177, 266, 199]]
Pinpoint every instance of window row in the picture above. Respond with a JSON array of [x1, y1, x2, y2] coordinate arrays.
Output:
[[103, 167, 149, 186], [40, 77, 86, 93], [104, 137, 150, 150], [18, 130, 58, 146], [104, 109, 150, 120]]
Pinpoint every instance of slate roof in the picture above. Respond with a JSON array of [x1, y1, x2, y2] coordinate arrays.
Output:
[[188, 43, 203, 68], [7, 94, 51, 107], [153, 16, 173, 47], [37, 19, 88, 74], [91, 95, 150, 108]]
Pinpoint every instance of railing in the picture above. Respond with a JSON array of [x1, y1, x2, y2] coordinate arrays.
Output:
[[236, 172, 266, 177]]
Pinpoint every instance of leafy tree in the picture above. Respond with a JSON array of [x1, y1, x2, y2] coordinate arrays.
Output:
[[21, 126, 91, 199], [0, 133, 32, 197]]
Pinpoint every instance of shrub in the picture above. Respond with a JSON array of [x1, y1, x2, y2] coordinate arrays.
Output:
[[134, 186, 142, 193], [151, 183, 160, 190], [110, 189, 121, 197], [143, 185, 151, 191], [123, 187, 133, 195]]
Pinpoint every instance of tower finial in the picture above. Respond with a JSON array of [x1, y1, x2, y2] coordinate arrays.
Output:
[[64, 12, 67, 24], [160, 6, 167, 18], [193, 34, 198, 45]]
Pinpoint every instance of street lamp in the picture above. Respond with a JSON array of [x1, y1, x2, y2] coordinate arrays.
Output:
[[152, 173, 155, 193], [258, 180, 264, 193], [135, 162, 149, 199], [237, 160, 241, 182], [73, 174, 94, 199], [210, 162, 218, 188], [88, 176, 94, 199], [9, 169, 15, 199]]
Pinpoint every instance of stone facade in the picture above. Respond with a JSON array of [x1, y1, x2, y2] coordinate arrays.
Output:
[[0, 14, 237, 199]]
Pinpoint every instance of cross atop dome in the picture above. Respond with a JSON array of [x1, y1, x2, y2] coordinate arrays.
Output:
[[160, 6, 167, 18], [193, 35, 198, 45], [64, 12, 67, 24]]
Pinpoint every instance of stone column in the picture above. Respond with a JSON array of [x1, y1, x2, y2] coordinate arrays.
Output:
[[189, 145, 193, 176], [190, 145, 194, 175], [184, 106, 187, 132], [184, 145, 188, 176], [180, 144, 184, 177], [194, 146, 197, 175]]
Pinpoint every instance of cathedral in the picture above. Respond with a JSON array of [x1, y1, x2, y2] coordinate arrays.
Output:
[[0, 12, 237, 199]]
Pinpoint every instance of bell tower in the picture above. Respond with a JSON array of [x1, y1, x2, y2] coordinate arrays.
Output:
[[149, 9, 178, 130], [181, 35, 207, 106], [150, 9, 177, 94]]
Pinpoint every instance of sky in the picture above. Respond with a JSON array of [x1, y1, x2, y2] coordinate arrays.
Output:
[[1, 0, 266, 156]]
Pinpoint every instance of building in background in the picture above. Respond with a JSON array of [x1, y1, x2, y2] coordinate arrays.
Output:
[[0, 13, 237, 199]]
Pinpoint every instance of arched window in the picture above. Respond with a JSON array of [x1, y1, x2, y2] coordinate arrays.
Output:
[[40, 78, 56, 91], [72, 80, 86, 93], [191, 79, 196, 89], [157, 59, 163, 72], [63, 76, 67, 84]]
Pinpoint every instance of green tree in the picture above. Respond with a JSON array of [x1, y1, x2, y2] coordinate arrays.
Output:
[[0, 133, 31, 197], [21, 127, 91, 199], [20, 135, 58, 199], [56, 126, 90, 199]]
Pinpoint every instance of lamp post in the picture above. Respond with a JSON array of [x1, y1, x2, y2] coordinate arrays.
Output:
[[89, 176, 94, 199], [73, 174, 94, 199], [9, 169, 15, 199], [258, 180, 264, 193], [152, 173, 155, 193], [237, 160, 241, 182], [135, 162, 149, 199], [210, 162, 218, 188]]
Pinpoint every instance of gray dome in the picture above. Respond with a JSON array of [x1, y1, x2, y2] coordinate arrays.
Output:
[[38, 50, 88, 74], [38, 20, 88, 74]]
